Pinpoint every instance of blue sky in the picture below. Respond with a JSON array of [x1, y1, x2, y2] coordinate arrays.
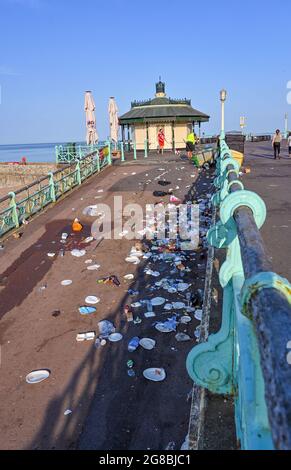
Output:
[[0, 0, 290, 144]]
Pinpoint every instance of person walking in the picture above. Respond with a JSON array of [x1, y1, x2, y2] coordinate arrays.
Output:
[[185, 131, 196, 159], [157, 128, 165, 154], [272, 129, 282, 159], [288, 132, 291, 157]]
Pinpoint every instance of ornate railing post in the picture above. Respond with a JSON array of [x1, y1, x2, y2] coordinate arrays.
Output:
[[48, 172, 56, 202], [144, 139, 148, 158], [96, 149, 100, 172], [121, 141, 125, 162], [76, 160, 81, 185], [8, 192, 19, 229], [55, 145, 59, 164]]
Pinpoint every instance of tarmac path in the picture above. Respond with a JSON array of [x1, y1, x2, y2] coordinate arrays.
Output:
[[0, 155, 213, 450], [242, 140, 291, 281]]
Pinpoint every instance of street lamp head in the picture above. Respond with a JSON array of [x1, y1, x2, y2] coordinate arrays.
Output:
[[220, 89, 227, 102]]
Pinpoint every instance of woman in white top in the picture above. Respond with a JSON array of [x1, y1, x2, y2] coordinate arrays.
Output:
[[288, 133, 291, 157], [272, 129, 282, 159]]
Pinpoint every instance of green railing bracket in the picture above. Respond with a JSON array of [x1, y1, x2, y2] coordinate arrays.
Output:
[[220, 157, 240, 175], [186, 283, 235, 395], [241, 272, 291, 319], [207, 220, 232, 249], [220, 190, 266, 230], [227, 180, 244, 192]]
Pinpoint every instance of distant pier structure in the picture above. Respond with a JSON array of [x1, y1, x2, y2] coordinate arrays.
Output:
[[119, 79, 210, 151]]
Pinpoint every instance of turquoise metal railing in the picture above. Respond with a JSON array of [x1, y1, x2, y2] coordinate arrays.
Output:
[[55, 141, 111, 164], [0, 146, 112, 238], [186, 132, 291, 450]]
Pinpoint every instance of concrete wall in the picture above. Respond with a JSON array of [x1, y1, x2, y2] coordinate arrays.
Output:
[[0, 163, 57, 189]]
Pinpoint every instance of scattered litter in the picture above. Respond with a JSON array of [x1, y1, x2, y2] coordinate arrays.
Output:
[[84, 236, 94, 243], [131, 301, 142, 308], [194, 309, 203, 321], [143, 368, 166, 382], [125, 256, 140, 264], [194, 327, 201, 340], [13, 232, 23, 239], [124, 305, 133, 322], [85, 259, 93, 264], [165, 442, 176, 450], [140, 338, 156, 350], [172, 302, 186, 309], [145, 269, 160, 277], [97, 275, 120, 286], [144, 311, 156, 318], [151, 297, 166, 306], [128, 289, 139, 296], [155, 317, 178, 333], [76, 332, 95, 342], [87, 264, 101, 271], [71, 249, 86, 257], [158, 180, 171, 186], [61, 233, 68, 240], [164, 303, 173, 310], [79, 306, 96, 315], [47, 253, 56, 257], [61, 280, 72, 286], [180, 316, 192, 324], [85, 296, 100, 304], [124, 274, 134, 280], [154, 190, 173, 197], [108, 333, 123, 342], [82, 206, 99, 217], [72, 218, 83, 232], [128, 337, 140, 352], [133, 316, 142, 324], [170, 195, 181, 203], [64, 409, 72, 416], [26, 370, 50, 384], [127, 360, 134, 368], [52, 309, 61, 317], [175, 333, 191, 342], [98, 320, 115, 338], [127, 369, 136, 377]]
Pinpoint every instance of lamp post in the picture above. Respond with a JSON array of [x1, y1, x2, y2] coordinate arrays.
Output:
[[220, 89, 227, 133]]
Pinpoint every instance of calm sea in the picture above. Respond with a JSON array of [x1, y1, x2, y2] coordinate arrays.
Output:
[[0, 142, 85, 163]]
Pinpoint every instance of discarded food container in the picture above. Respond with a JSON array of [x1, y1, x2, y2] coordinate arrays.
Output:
[[140, 338, 156, 350], [72, 218, 83, 232], [128, 337, 140, 352], [98, 320, 115, 338], [26, 370, 50, 384], [143, 368, 166, 382], [79, 306, 96, 315], [76, 332, 95, 342], [61, 280, 72, 286], [108, 332, 123, 342], [85, 296, 100, 305]]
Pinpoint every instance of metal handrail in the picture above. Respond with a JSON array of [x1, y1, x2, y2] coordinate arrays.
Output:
[[186, 132, 291, 450]]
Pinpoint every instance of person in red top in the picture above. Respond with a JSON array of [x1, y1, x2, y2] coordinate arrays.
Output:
[[157, 128, 165, 154]]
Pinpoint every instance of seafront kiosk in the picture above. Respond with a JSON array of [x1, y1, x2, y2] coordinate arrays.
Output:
[[119, 80, 210, 151]]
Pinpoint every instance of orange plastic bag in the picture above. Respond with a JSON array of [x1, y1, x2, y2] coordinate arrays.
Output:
[[72, 218, 83, 232]]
